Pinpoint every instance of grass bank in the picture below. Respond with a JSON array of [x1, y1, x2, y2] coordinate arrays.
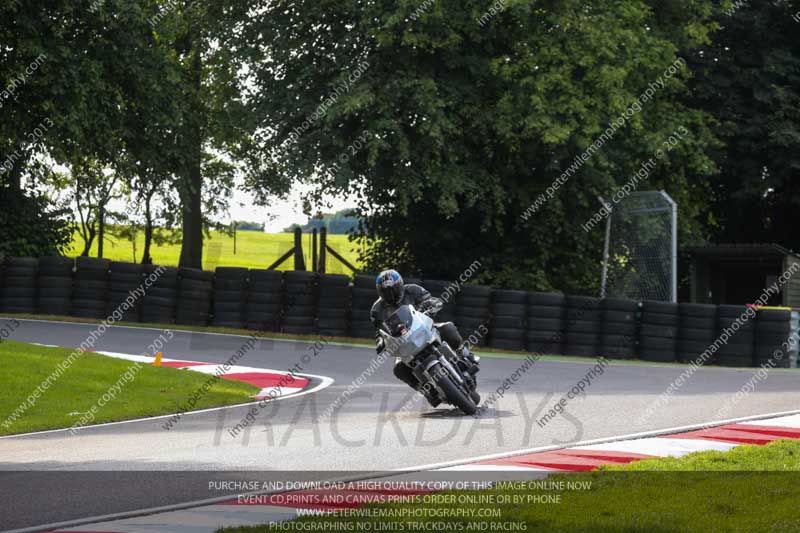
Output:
[[67, 229, 365, 275], [0, 339, 258, 436]]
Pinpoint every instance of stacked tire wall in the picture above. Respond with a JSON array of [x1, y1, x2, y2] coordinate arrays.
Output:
[[316, 274, 350, 337], [348, 275, 377, 339], [563, 296, 601, 357], [3, 256, 798, 369], [141, 265, 177, 324], [245, 270, 283, 331], [639, 301, 679, 363], [282, 271, 317, 334], [755, 309, 793, 368], [716, 305, 755, 367], [108, 261, 143, 322], [600, 298, 639, 360], [71, 257, 110, 319], [212, 267, 249, 329], [677, 304, 717, 364], [36, 257, 73, 316], [455, 284, 491, 346], [525, 292, 565, 355], [1, 257, 38, 314], [176, 268, 213, 326], [489, 290, 527, 351]]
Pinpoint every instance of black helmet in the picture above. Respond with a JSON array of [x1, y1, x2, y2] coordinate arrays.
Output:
[[376, 269, 405, 305]]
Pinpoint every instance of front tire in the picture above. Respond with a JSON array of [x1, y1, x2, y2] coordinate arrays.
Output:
[[433, 365, 477, 415]]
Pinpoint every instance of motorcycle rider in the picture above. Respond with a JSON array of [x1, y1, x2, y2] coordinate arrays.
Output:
[[371, 269, 480, 407]]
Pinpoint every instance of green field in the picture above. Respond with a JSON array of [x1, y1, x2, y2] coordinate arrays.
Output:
[[222, 440, 800, 532], [67, 229, 366, 275], [0, 340, 259, 435]]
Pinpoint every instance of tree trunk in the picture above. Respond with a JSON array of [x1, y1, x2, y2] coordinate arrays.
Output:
[[142, 190, 154, 265], [178, 24, 204, 270], [97, 204, 105, 258], [81, 227, 96, 257]]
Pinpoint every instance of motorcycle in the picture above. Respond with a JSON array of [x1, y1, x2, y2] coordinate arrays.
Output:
[[378, 302, 480, 415]]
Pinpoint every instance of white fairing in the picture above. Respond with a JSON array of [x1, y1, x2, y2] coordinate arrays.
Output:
[[388, 307, 438, 362]]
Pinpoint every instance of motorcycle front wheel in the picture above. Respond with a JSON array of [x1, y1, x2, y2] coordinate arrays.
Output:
[[433, 365, 477, 415]]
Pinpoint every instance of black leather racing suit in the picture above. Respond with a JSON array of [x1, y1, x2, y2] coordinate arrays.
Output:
[[370, 284, 464, 391]]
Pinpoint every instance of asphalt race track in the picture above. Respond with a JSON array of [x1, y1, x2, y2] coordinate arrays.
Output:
[[3, 318, 800, 530]]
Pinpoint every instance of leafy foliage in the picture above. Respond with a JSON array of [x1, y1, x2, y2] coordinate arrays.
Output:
[[241, 0, 719, 291], [0, 188, 72, 257]]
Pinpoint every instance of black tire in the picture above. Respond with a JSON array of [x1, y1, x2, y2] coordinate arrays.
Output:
[[492, 315, 524, 329], [215, 267, 249, 280], [2, 287, 35, 298], [318, 286, 350, 301], [566, 320, 600, 333], [285, 271, 317, 284], [6, 257, 39, 268], [601, 345, 637, 360], [144, 287, 176, 300], [318, 318, 348, 329], [679, 303, 717, 318], [109, 262, 144, 275], [526, 305, 564, 319], [179, 267, 214, 282], [76, 257, 110, 271], [641, 312, 679, 326], [492, 290, 527, 304], [457, 295, 491, 308], [641, 301, 678, 314], [603, 310, 637, 323], [488, 337, 525, 351], [456, 306, 491, 320], [602, 298, 639, 312], [492, 303, 526, 317], [248, 292, 282, 305], [641, 324, 678, 339], [527, 292, 565, 306], [38, 256, 74, 276], [215, 279, 247, 291], [525, 317, 563, 331], [215, 290, 246, 302], [214, 301, 245, 313], [353, 274, 376, 289], [601, 322, 637, 335], [4, 276, 36, 288], [566, 296, 602, 310], [679, 317, 716, 330], [679, 327, 716, 342], [716, 304, 749, 318], [565, 332, 598, 345], [319, 274, 350, 287], [432, 365, 477, 415], [640, 337, 676, 351], [563, 344, 597, 357], [640, 349, 676, 363], [459, 284, 492, 298], [246, 303, 282, 315], [757, 309, 792, 322], [179, 289, 213, 303]]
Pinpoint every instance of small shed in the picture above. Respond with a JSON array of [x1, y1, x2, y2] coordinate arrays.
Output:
[[684, 243, 800, 308]]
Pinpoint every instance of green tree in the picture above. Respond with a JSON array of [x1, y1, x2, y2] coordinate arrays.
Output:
[[689, 2, 800, 249], [239, 0, 719, 291]]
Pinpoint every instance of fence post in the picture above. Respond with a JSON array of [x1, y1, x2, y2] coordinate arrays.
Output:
[[294, 227, 306, 271], [312, 228, 318, 273], [319, 227, 327, 274]]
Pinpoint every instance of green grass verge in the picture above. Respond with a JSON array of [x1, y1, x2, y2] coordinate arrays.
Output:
[[219, 440, 800, 533], [0, 339, 259, 436], [67, 229, 365, 275]]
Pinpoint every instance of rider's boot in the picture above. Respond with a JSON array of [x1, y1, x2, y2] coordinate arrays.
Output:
[[458, 343, 480, 375]]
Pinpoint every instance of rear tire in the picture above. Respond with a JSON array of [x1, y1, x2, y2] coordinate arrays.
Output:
[[433, 365, 477, 415]]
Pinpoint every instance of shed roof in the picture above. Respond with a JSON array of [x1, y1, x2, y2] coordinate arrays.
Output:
[[684, 243, 800, 260]]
